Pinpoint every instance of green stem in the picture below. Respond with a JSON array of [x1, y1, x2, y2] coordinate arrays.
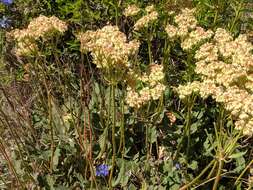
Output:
[[174, 95, 195, 160], [186, 103, 191, 158], [43, 74, 55, 173], [109, 84, 116, 189], [107, 86, 112, 128], [207, 160, 218, 179], [212, 157, 224, 190], [235, 159, 253, 185], [0, 30, 4, 64], [118, 96, 125, 158], [148, 36, 153, 64], [213, 9, 218, 26], [212, 106, 225, 190], [48, 94, 55, 173], [146, 124, 149, 160], [115, 4, 119, 26], [229, 1, 242, 32], [179, 159, 216, 190]]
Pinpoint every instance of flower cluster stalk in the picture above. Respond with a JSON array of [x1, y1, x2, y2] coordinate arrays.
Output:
[[109, 84, 116, 189], [235, 159, 253, 185], [179, 159, 216, 190]]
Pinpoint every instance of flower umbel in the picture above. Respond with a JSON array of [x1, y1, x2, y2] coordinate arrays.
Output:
[[173, 11, 253, 136], [8, 15, 67, 56], [126, 64, 165, 108], [124, 4, 140, 17], [96, 164, 109, 177], [134, 5, 158, 31], [77, 25, 139, 69]]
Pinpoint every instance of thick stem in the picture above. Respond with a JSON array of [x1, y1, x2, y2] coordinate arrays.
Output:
[[212, 157, 224, 190], [118, 97, 125, 158], [107, 86, 112, 128], [109, 84, 116, 189]]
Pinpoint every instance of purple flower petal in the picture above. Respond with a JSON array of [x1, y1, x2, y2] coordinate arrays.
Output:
[[96, 164, 109, 177], [1, 0, 13, 5], [0, 16, 10, 29]]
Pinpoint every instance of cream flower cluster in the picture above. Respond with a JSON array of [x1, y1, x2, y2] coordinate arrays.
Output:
[[8, 15, 68, 56], [166, 9, 213, 49], [124, 4, 141, 17], [77, 25, 140, 69], [194, 42, 218, 62], [174, 8, 197, 37], [176, 24, 253, 135], [133, 5, 158, 31], [126, 64, 166, 108], [181, 27, 213, 50]]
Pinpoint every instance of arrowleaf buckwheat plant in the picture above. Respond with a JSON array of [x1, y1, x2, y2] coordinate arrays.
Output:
[[0, 0, 253, 190]]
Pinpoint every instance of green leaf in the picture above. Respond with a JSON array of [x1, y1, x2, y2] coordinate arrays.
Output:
[[149, 126, 157, 144], [228, 151, 247, 159], [113, 160, 129, 187], [46, 175, 55, 190], [188, 160, 198, 170], [53, 147, 61, 170], [128, 184, 137, 190], [96, 126, 108, 159]]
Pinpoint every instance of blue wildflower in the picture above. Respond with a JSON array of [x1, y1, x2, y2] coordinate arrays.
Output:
[[96, 164, 109, 177], [1, 0, 13, 5], [175, 163, 181, 170], [0, 16, 10, 29]]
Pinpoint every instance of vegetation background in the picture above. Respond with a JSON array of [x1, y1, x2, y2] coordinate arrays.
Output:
[[0, 0, 253, 189]]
